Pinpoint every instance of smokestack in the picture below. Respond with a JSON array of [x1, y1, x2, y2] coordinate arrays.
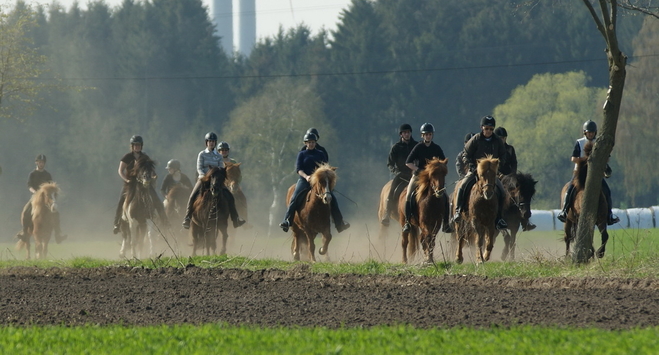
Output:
[[210, 0, 233, 54], [237, 0, 256, 56]]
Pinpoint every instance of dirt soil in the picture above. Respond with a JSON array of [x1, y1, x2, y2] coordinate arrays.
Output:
[[2, 265, 659, 330]]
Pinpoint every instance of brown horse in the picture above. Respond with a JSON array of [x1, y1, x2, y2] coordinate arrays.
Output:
[[190, 167, 230, 256], [377, 177, 409, 240], [396, 158, 449, 264], [16, 182, 60, 259], [452, 156, 501, 264], [119, 156, 161, 258], [561, 146, 609, 259], [498, 172, 537, 261], [285, 163, 337, 262], [225, 162, 249, 228]]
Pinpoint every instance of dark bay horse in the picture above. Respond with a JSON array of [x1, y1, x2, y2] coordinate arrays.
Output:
[[452, 156, 501, 264], [16, 182, 60, 259], [396, 158, 449, 264], [498, 172, 537, 261], [119, 156, 161, 258], [285, 163, 337, 262], [225, 162, 249, 228], [561, 149, 609, 259], [190, 167, 230, 256]]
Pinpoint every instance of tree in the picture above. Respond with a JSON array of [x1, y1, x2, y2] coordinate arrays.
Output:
[[0, 2, 49, 120], [221, 77, 335, 236]]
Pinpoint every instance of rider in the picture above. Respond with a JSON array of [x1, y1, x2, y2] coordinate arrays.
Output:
[[451, 115, 509, 230], [381, 123, 417, 226], [456, 133, 475, 179], [160, 159, 193, 198], [16, 154, 67, 243], [181, 132, 246, 230], [401, 123, 452, 233], [557, 120, 619, 225], [113, 135, 168, 234], [218, 141, 238, 165], [299, 128, 350, 233], [494, 127, 536, 231]]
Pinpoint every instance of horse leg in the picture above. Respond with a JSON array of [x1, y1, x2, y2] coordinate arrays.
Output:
[[305, 231, 317, 263], [420, 231, 435, 264], [401, 230, 409, 264], [483, 226, 496, 262], [318, 229, 332, 256], [219, 226, 229, 256], [455, 228, 464, 264]]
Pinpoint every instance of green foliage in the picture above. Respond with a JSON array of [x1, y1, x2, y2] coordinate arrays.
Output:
[[494, 71, 607, 208]]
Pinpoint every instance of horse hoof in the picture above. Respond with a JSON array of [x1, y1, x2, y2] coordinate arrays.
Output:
[[319, 247, 327, 255]]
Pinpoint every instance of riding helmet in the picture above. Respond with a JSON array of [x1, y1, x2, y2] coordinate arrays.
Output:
[[399, 123, 413, 133], [480, 115, 496, 127], [306, 128, 320, 140], [35, 154, 47, 162], [494, 127, 508, 137], [304, 132, 318, 142], [218, 141, 230, 150], [204, 132, 218, 141], [130, 135, 143, 145], [166, 159, 180, 170], [583, 120, 597, 133], [420, 123, 435, 134]]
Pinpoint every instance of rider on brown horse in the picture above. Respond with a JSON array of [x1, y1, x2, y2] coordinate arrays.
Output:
[[381, 123, 417, 226], [557, 120, 619, 225], [494, 126, 536, 232], [401, 123, 452, 234], [16, 154, 66, 243], [113, 135, 168, 234], [182, 132, 246, 230], [160, 159, 193, 198], [451, 115, 509, 230], [456, 132, 475, 179]]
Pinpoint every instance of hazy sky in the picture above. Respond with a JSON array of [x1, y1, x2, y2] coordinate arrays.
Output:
[[39, 0, 353, 40]]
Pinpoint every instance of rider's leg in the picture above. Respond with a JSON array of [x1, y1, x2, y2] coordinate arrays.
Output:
[[329, 193, 350, 233], [16, 201, 32, 242], [280, 178, 309, 232], [113, 184, 128, 234], [452, 174, 476, 223], [557, 182, 575, 223], [382, 173, 405, 225], [402, 174, 418, 232], [223, 187, 246, 228], [182, 180, 202, 229], [602, 179, 619, 225], [495, 179, 508, 230], [521, 215, 536, 231]]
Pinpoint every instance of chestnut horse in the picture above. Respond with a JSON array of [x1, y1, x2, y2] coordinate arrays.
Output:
[[190, 167, 230, 256], [120, 156, 162, 258], [498, 172, 537, 261], [16, 182, 60, 259], [285, 163, 337, 262], [452, 156, 501, 264], [225, 162, 249, 228], [377, 177, 408, 240], [396, 158, 449, 264], [561, 144, 609, 259]]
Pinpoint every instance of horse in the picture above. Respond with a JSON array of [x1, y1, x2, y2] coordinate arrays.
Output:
[[285, 163, 337, 262], [377, 176, 409, 240], [561, 147, 609, 259], [190, 167, 230, 256], [164, 183, 191, 243], [498, 172, 537, 261], [225, 162, 249, 228], [452, 156, 501, 264], [119, 156, 161, 258], [16, 182, 60, 259], [396, 158, 449, 264]]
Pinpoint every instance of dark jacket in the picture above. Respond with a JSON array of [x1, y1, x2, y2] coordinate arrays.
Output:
[[387, 137, 418, 176], [301, 144, 328, 161], [455, 150, 469, 179], [28, 170, 53, 192], [464, 133, 508, 174], [160, 173, 193, 197], [405, 141, 446, 172], [500, 143, 518, 175]]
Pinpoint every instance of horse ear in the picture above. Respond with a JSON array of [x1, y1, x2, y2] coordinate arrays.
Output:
[[331, 167, 337, 171], [235, 162, 241, 167]]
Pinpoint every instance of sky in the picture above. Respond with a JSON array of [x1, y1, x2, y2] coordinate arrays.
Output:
[[38, 0, 353, 41]]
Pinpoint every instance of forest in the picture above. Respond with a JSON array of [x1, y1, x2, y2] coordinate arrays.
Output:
[[0, 0, 656, 236]]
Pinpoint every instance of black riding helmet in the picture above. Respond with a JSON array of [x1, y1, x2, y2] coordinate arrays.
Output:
[[306, 128, 320, 140], [130, 135, 143, 145], [218, 141, 230, 150], [35, 154, 47, 162], [205, 132, 218, 142], [494, 127, 507, 137], [304, 132, 318, 142], [583, 120, 597, 133], [481, 115, 496, 127], [420, 123, 434, 133], [166, 159, 180, 170], [399, 123, 413, 133]]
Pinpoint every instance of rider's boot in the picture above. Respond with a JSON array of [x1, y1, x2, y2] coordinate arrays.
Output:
[[521, 218, 536, 232], [607, 212, 620, 225], [557, 184, 574, 223]]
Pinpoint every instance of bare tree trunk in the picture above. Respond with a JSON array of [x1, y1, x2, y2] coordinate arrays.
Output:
[[575, 0, 627, 263]]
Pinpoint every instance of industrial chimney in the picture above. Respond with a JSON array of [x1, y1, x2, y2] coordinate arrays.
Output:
[[237, 0, 256, 56], [210, 0, 233, 54]]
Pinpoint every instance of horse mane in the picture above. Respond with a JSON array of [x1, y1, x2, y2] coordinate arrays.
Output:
[[417, 157, 448, 199], [225, 162, 241, 185], [32, 182, 59, 217], [130, 155, 156, 177], [501, 172, 537, 203], [200, 166, 223, 183], [476, 155, 499, 177], [310, 163, 337, 194]]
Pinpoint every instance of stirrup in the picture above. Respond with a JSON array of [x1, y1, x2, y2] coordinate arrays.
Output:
[[279, 220, 290, 232], [182, 217, 191, 230], [402, 222, 411, 233], [496, 218, 508, 230], [557, 211, 567, 223], [451, 211, 462, 223], [607, 214, 620, 225]]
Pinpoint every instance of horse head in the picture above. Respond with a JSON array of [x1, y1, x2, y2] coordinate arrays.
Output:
[[203, 167, 226, 198], [225, 162, 242, 193], [33, 182, 60, 215], [476, 156, 499, 200], [418, 157, 448, 198], [311, 163, 337, 205], [503, 172, 537, 220], [133, 156, 157, 189]]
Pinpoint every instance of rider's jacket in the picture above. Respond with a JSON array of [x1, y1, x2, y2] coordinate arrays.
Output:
[[464, 132, 508, 174], [405, 141, 446, 172], [301, 144, 328, 161], [296, 148, 327, 177], [27, 170, 52, 192], [388, 137, 418, 177], [160, 172, 193, 197], [500, 143, 518, 176], [197, 148, 224, 177]]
